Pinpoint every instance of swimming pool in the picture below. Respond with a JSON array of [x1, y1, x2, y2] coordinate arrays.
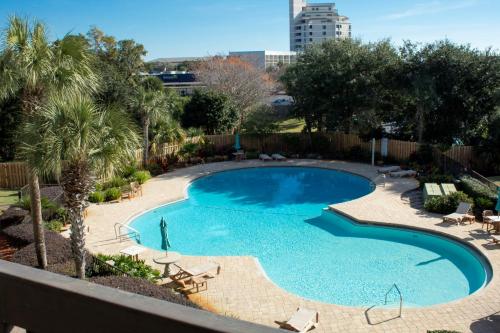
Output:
[[130, 167, 490, 307]]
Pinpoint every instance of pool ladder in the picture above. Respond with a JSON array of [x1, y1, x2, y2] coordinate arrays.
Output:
[[114, 223, 141, 243], [385, 283, 403, 318]]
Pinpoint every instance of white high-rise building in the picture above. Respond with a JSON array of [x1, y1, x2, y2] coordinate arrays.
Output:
[[289, 0, 351, 52]]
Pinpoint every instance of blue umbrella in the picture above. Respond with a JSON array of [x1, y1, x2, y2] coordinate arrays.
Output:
[[160, 217, 171, 252], [496, 188, 500, 215], [234, 133, 241, 151]]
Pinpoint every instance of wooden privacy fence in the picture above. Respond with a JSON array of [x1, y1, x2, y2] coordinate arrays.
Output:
[[0, 133, 476, 189], [0, 162, 29, 189]]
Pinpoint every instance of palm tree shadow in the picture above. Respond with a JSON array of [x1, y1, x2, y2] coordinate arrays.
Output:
[[470, 311, 500, 332]]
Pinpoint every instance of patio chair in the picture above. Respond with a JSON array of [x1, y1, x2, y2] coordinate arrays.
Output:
[[443, 202, 473, 225], [482, 210, 494, 230], [280, 307, 319, 333], [120, 184, 134, 201], [169, 261, 221, 281], [491, 234, 500, 244], [377, 166, 401, 174], [131, 181, 143, 197], [389, 170, 417, 178], [259, 154, 272, 161], [272, 153, 287, 161]]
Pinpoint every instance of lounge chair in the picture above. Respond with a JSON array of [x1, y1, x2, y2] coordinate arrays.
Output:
[[272, 153, 287, 161], [131, 181, 143, 197], [423, 183, 443, 200], [443, 202, 473, 225], [491, 234, 500, 244], [121, 184, 134, 200], [170, 261, 221, 281], [281, 308, 319, 333], [440, 183, 457, 196], [389, 170, 417, 178], [259, 154, 272, 161], [377, 166, 401, 174]]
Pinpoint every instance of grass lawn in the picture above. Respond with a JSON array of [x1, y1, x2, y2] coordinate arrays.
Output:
[[277, 118, 305, 133], [487, 176, 500, 187], [0, 189, 19, 207]]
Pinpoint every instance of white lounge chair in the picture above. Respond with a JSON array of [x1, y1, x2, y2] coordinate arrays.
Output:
[[259, 154, 272, 161], [170, 261, 221, 281], [281, 308, 319, 333], [443, 202, 473, 225], [377, 166, 401, 174], [389, 170, 417, 178], [272, 153, 287, 161]]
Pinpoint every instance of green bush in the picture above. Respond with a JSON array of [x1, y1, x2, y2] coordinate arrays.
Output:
[[44, 220, 64, 233], [179, 142, 200, 158], [121, 164, 138, 179], [132, 171, 151, 185], [475, 196, 495, 211], [246, 151, 259, 160], [105, 188, 122, 202], [459, 175, 497, 201], [96, 254, 161, 282], [105, 176, 128, 189], [88, 191, 106, 203], [146, 162, 164, 176], [18, 197, 57, 211], [424, 191, 473, 214], [347, 145, 370, 162]]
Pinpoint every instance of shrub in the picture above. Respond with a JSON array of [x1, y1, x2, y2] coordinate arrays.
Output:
[[95, 254, 161, 282], [121, 164, 138, 179], [311, 134, 331, 155], [347, 146, 370, 162], [105, 188, 122, 202], [89, 276, 200, 309], [18, 197, 57, 212], [475, 197, 495, 211], [94, 183, 104, 191], [146, 162, 164, 176], [179, 142, 199, 158], [88, 191, 105, 203], [424, 191, 473, 214], [197, 143, 216, 158], [105, 176, 128, 189], [44, 220, 64, 233], [132, 171, 151, 185], [246, 151, 259, 160], [459, 176, 497, 201], [410, 144, 434, 165]]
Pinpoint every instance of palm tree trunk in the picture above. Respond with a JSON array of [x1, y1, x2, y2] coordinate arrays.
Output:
[[143, 118, 150, 167], [61, 161, 93, 279], [28, 170, 47, 269]]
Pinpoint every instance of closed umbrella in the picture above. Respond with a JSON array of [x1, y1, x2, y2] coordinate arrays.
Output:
[[234, 133, 241, 151], [496, 188, 500, 216], [160, 217, 171, 253]]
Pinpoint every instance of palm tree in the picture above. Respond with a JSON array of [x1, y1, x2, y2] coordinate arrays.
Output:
[[0, 17, 98, 268], [129, 86, 168, 166], [19, 93, 140, 278]]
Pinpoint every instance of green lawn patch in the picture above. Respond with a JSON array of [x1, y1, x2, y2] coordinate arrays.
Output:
[[277, 118, 306, 133], [0, 190, 19, 207]]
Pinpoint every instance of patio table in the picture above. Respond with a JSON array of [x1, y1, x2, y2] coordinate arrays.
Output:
[[488, 216, 500, 234], [119, 245, 146, 262], [153, 252, 182, 276]]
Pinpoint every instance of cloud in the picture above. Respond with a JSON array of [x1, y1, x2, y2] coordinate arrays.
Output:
[[382, 0, 479, 20]]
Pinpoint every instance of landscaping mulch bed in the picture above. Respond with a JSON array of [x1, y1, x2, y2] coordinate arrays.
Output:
[[0, 232, 19, 261]]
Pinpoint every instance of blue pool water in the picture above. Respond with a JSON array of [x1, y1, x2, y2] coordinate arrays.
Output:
[[130, 167, 490, 307]]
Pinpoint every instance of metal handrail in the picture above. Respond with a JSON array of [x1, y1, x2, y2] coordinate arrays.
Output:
[[114, 223, 141, 243], [384, 283, 403, 318]]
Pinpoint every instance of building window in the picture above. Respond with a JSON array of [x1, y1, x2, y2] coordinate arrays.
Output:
[[309, 32, 313, 36], [295, 39, 301, 42], [323, 31, 326, 35], [309, 38, 313, 42], [323, 25, 326, 29], [295, 26, 301, 30], [309, 25, 312, 29], [295, 33, 301, 36]]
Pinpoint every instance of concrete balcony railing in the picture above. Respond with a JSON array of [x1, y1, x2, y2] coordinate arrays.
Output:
[[0, 260, 281, 333]]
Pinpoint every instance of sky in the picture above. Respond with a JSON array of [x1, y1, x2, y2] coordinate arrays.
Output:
[[1, 0, 499, 61]]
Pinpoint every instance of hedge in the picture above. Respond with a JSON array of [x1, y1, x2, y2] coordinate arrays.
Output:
[[459, 176, 497, 201], [90, 276, 201, 309], [424, 192, 473, 214]]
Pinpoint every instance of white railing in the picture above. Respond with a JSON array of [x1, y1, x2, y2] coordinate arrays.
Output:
[[114, 223, 141, 243]]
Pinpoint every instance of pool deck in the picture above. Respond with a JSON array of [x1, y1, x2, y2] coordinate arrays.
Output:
[[84, 160, 500, 333]]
